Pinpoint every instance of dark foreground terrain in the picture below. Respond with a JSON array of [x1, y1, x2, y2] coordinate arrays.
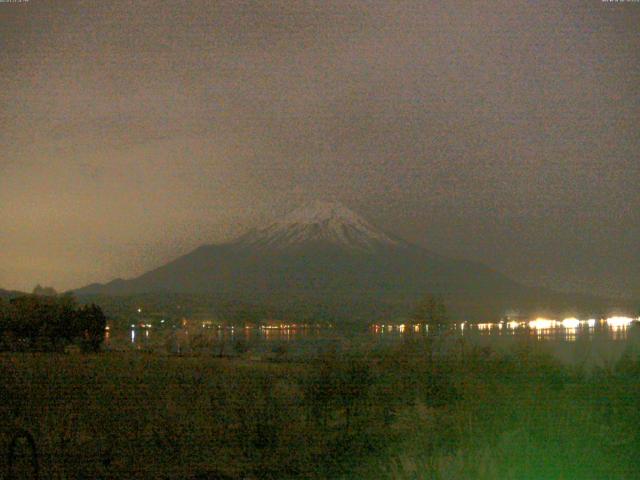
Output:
[[2, 337, 639, 479]]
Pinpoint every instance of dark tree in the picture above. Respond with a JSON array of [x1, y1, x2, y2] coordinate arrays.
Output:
[[0, 294, 107, 352], [76, 303, 107, 352], [411, 294, 449, 327], [32, 284, 58, 296]]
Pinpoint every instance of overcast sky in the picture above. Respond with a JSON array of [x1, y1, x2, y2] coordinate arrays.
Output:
[[1, 0, 639, 298]]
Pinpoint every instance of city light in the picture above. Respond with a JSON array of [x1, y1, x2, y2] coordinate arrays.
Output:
[[528, 318, 557, 330], [561, 318, 580, 329], [606, 316, 634, 328]]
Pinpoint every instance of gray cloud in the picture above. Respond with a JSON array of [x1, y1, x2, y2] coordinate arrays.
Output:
[[1, 0, 638, 297]]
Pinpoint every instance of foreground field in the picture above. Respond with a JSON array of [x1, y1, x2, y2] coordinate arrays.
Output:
[[1, 338, 639, 479]]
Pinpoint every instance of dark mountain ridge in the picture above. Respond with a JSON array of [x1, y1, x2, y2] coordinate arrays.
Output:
[[0, 288, 26, 301]]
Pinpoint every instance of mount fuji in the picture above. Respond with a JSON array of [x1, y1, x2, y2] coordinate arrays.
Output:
[[74, 201, 617, 322]]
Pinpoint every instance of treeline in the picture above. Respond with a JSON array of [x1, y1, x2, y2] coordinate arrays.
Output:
[[0, 294, 106, 352]]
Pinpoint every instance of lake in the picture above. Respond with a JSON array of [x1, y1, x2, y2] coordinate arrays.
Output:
[[106, 316, 640, 366]]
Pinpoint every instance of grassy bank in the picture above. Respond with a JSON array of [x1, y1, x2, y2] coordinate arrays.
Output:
[[1, 338, 639, 479]]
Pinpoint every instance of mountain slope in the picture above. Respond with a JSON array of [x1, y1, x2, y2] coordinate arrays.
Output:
[[74, 201, 623, 321]]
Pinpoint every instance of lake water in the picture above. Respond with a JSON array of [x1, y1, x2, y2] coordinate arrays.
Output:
[[106, 316, 640, 366]]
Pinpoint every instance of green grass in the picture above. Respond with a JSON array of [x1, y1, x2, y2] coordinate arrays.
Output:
[[1, 339, 639, 479]]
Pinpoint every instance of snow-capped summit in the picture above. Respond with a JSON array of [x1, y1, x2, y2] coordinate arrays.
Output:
[[275, 200, 369, 226], [235, 200, 400, 251]]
